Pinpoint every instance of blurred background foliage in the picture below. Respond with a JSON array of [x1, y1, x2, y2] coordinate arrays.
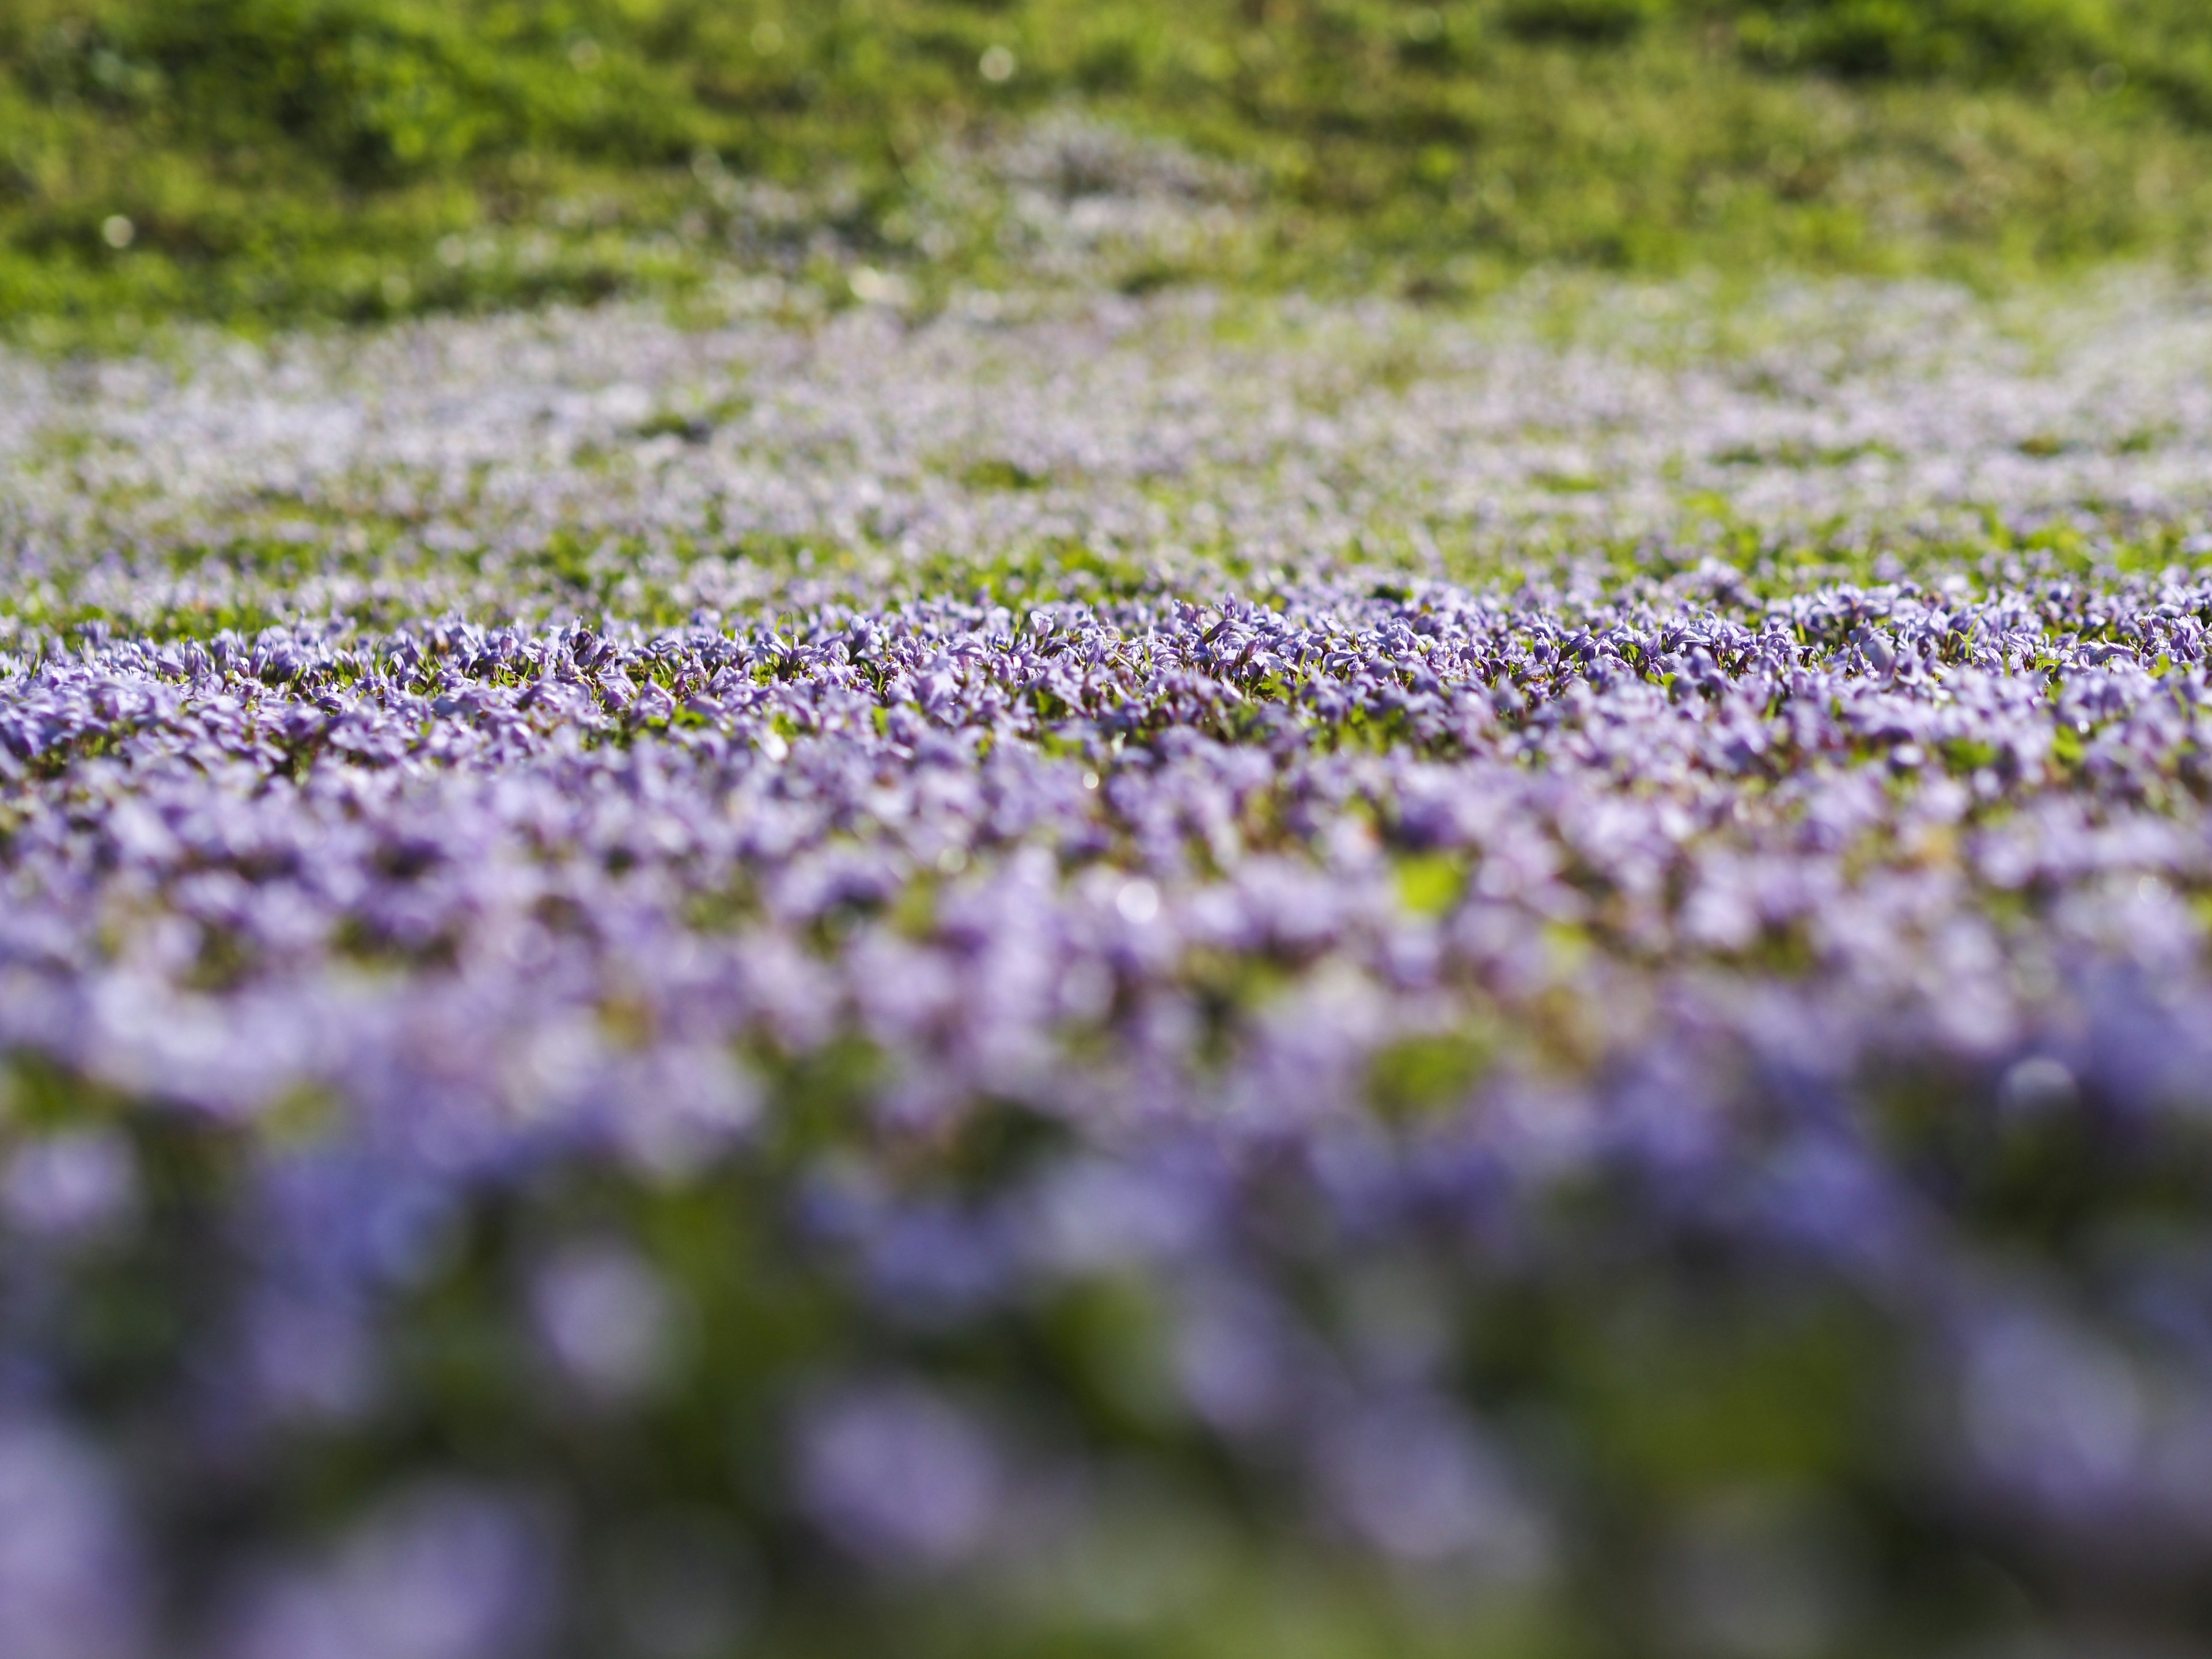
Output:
[[3, 0, 2212, 329]]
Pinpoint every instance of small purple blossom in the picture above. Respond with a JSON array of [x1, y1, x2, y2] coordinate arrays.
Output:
[[796, 1382, 1003, 1569]]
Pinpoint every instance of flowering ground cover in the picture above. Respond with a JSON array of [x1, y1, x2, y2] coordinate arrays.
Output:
[[9, 266, 2212, 1656]]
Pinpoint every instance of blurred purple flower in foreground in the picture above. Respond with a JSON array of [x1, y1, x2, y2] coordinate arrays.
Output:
[[797, 1382, 1003, 1569], [0, 1422, 145, 1659]]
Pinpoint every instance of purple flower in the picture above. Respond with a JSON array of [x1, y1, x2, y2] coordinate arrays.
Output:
[[796, 1382, 1004, 1569]]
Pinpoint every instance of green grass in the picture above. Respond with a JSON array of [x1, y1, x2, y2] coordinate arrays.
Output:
[[6, 0, 2212, 339]]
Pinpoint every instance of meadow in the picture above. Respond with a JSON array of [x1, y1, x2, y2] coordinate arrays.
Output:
[[7, 6, 2212, 1658], [9, 0, 2212, 335]]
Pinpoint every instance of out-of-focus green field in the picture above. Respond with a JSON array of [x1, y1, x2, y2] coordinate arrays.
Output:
[[6, 0, 2212, 339]]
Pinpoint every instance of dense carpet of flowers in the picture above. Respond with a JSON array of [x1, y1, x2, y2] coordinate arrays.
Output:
[[7, 281, 2212, 1657], [8, 273, 2212, 636]]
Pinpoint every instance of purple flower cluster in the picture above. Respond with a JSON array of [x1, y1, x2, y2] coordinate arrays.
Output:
[[5, 557, 2212, 1650], [3, 574, 2203, 1132]]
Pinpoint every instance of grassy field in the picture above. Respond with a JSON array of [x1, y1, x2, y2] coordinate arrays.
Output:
[[7, 0, 2212, 338], [14, 9, 2212, 1659]]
